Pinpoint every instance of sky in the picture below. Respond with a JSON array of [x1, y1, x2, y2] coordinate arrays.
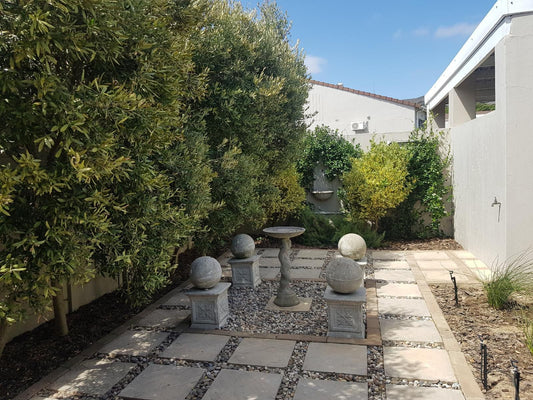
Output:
[[241, 0, 497, 100]]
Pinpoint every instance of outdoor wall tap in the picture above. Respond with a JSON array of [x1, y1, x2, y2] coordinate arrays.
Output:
[[491, 197, 501, 222]]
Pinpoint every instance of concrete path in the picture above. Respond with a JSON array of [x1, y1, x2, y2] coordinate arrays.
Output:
[[18, 249, 488, 400]]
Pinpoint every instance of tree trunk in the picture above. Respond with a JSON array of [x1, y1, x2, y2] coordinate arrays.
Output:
[[52, 283, 69, 336], [0, 319, 9, 358]]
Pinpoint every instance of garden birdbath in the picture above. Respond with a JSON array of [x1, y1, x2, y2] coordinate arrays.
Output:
[[263, 226, 305, 307]]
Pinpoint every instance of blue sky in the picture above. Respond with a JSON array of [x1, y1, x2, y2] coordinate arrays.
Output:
[[242, 0, 496, 100]]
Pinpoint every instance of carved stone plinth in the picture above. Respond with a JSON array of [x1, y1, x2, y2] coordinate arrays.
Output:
[[228, 255, 261, 288], [324, 285, 366, 339], [186, 282, 231, 330]]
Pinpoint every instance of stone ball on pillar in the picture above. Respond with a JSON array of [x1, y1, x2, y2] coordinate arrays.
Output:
[[190, 256, 222, 289], [230, 233, 255, 259], [326, 257, 364, 294], [338, 233, 367, 260]]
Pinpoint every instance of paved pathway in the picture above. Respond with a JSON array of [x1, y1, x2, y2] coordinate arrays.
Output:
[[18, 249, 489, 400]]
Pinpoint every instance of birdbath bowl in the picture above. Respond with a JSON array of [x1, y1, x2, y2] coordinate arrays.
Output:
[[263, 226, 305, 307]]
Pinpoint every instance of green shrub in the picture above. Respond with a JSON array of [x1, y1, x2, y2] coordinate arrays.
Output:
[[481, 252, 533, 309], [342, 140, 412, 231], [297, 126, 362, 190], [524, 315, 533, 356]]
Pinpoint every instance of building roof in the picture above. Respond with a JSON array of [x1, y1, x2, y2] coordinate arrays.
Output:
[[310, 80, 420, 109], [425, 0, 533, 110]]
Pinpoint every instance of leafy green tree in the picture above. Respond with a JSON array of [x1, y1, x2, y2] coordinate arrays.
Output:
[[0, 0, 210, 354], [297, 125, 362, 190], [343, 140, 412, 230], [190, 0, 309, 250]]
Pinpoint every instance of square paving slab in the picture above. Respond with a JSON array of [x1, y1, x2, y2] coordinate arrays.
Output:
[[462, 259, 489, 269], [378, 298, 431, 317], [380, 319, 442, 342], [373, 260, 410, 270], [386, 384, 465, 399], [50, 359, 135, 396], [119, 364, 204, 400], [161, 291, 190, 307], [229, 338, 295, 368], [291, 268, 322, 279], [370, 251, 405, 260], [293, 378, 368, 400], [259, 267, 280, 280], [136, 309, 190, 329], [383, 347, 456, 382], [374, 269, 415, 282], [421, 268, 470, 283], [413, 251, 450, 260], [416, 259, 458, 271], [303, 342, 367, 375], [202, 369, 282, 400], [161, 333, 229, 361], [295, 249, 329, 259], [451, 250, 476, 259], [98, 330, 168, 356], [376, 282, 422, 298], [259, 257, 281, 267], [258, 248, 279, 258], [291, 258, 325, 268]]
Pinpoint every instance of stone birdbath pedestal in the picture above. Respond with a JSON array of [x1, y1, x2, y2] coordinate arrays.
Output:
[[262, 226, 305, 307]]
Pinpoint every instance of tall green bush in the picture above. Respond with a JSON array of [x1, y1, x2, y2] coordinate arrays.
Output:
[[0, 0, 211, 352], [342, 140, 412, 230], [297, 126, 362, 190], [190, 1, 309, 250]]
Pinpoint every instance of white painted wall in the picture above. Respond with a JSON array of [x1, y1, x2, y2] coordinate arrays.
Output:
[[443, 13, 533, 267], [307, 84, 417, 150]]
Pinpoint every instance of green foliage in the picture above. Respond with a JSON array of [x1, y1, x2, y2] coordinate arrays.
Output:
[[190, 0, 309, 250], [522, 313, 533, 356], [380, 121, 451, 239], [290, 207, 384, 248], [297, 126, 362, 189], [476, 103, 496, 112], [481, 252, 533, 310], [263, 165, 306, 224], [342, 140, 412, 230], [0, 0, 212, 329]]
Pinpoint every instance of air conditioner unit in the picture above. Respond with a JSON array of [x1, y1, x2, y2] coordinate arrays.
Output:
[[351, 121, 368, 131]]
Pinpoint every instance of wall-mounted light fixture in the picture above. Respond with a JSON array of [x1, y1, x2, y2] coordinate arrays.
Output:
[[491, 196, 501, 222]]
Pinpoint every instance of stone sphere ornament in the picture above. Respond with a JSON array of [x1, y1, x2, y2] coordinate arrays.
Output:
[[230, 234, 255, 259], [326, 257, 364, 294], [338, 233, 367, 260], [190, 256, 222, 289]]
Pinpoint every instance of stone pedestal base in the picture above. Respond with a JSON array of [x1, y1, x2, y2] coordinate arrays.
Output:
[[324, 285, 366, 339], [228, 255, 261, 288], [186, 282, 231, 330]]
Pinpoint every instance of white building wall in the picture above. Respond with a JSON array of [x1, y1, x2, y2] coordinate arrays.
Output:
[[307, 84, 417, 150]]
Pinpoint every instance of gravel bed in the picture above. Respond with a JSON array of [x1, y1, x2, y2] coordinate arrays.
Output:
[[382, 340, 444, 349], [224, 281, 330, 336]]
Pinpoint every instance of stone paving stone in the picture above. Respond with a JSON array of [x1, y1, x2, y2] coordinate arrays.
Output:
[[291, 268, 321, 279], [378, 298, 431, 316], [291, 258, 325, 268], [202, 369, 282, 400], [370, 250, 405, 261], [374, 269, 415, 282], [303, 343, 367, 375], [383, 347, 456, 382], [386, 384, 465, 399], [259, 267, 280, 280], [295, 249, 329, 259], [413, 251, 450, 260], [136, 309, 190, 329], [416, 259, 458, 271], [228, 338, 295, 368], [380, 319, 442, 342], [98, 330, 168, 356], [293, 378, 368, 400], [162, 333, 229, 361], [421, 268, 470, 283], [451, 250, 476, 259], [118, 364, 204, 400], [161, 291, 190, 307], [462, 259, 489, 269], [376, 282, 422, 298], [49, 359, 135, 395], [259, 257, 281, 267], [373, 260, 410, 270], [258, 248, 279, 258]]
